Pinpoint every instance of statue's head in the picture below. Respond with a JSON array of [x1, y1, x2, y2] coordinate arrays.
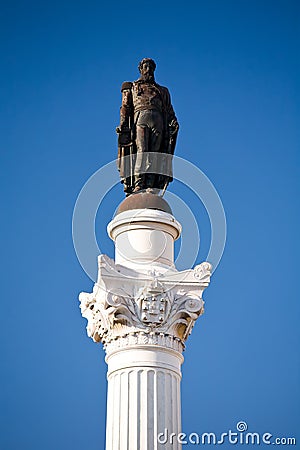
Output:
[[138, 58, 156, 81]]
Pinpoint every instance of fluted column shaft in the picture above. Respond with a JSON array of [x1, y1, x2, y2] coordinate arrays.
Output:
[[105, 346, 183, 450]]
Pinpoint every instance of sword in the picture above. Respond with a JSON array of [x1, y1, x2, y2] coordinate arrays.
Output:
[[161, 180, 168, 197]]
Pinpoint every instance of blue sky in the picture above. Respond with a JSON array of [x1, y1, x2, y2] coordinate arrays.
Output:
[[1, 0, 299, 448]]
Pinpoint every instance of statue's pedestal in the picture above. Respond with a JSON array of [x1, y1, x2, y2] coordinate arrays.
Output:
[[79, 194, 212, 450], [107, 208, 181, 272]]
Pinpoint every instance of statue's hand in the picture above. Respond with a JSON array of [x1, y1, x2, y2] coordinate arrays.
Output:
[[117, 125, 132, 146], [117, 124, 130, 134], [169, 119, 179, 135]]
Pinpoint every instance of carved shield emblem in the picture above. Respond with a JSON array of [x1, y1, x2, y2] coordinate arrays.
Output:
[[140, 294, 166, 325]]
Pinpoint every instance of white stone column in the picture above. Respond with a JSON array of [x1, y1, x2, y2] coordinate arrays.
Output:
[[79, 204, 211, 450]]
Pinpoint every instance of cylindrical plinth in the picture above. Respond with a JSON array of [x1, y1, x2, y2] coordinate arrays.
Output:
[[107, 209, 181, 271], [105, 346, 184, 450]]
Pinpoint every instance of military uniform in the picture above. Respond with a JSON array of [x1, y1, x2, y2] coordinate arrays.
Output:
[[117, 78, 179, 194]]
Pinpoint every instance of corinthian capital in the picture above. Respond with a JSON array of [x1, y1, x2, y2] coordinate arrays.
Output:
[[79, 255, 212, 353]]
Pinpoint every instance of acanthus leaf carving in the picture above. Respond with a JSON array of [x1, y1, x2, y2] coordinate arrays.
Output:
[[79, 254, 211, 351]]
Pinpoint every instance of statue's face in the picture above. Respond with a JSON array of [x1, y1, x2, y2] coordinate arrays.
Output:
[[140, 61, 155, 81]]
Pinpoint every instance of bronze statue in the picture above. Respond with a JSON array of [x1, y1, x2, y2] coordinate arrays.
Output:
[[117, 58, 179, 196]]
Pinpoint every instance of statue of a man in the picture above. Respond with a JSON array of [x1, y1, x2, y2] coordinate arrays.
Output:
[[117, 58, 179, 196]]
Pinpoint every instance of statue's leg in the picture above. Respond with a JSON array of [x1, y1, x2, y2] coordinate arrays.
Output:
[[145, 173, 156, 189], [134, 112, 150, 192], [149, 111, 164, 190]]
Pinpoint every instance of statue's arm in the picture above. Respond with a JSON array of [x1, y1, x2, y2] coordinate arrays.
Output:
[[164, 88, 179, 134], [164, 87, 179, 134], [117, 82, 134, 171], [119, 81, 133, 130]]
